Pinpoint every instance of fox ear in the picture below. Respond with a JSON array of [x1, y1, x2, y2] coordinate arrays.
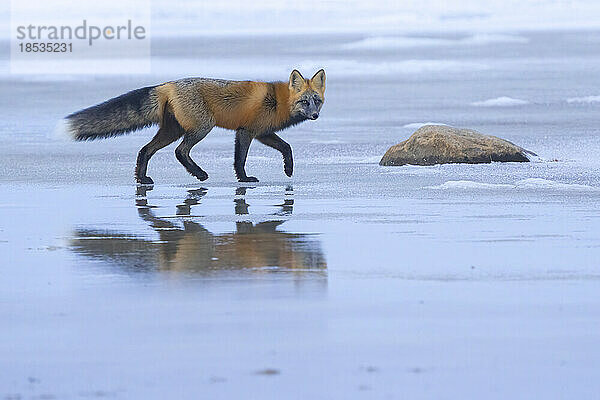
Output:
[[289, 70, 305, 92], [311, 69, 326, 92]]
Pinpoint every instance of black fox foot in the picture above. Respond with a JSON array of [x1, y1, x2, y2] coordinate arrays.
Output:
[[189, 168, 209, 181], [137, 176, 154, 185], [284, 163, 293, 177], [238, 176, 259, 183]]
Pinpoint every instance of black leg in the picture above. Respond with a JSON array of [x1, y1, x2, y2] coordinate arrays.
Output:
[[257, 133, 293, 177], [235, 129, 258, 182], [136, 107, 184, 185], [136, 127, 182, 184], [175, 129, 212, 181]]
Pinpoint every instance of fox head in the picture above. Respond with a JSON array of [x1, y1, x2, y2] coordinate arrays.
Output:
[[288, 69, 325, 120]]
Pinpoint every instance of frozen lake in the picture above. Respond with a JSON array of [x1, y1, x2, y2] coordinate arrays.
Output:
[[1, 30, 600, 398]]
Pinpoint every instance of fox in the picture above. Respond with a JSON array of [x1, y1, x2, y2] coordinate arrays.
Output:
[[65, 69, 326, 184]]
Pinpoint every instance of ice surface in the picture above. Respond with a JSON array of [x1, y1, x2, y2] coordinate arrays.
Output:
[[299, 59, 491, 76], [2, 30, 600, 399]]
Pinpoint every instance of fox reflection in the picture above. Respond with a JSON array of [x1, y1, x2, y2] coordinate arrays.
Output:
[[71, 186, 326, 275]]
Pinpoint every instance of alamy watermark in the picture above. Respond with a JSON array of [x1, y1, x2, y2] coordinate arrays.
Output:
[[10, 0, 151, 74]]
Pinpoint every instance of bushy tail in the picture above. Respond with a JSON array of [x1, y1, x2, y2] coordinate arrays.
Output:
[[66, 86, 160, 141]]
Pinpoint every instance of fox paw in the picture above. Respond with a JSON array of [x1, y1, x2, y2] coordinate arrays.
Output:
[[192, 171, 209, 181], [238, 176, 259, 183], [137, 176, 154, 185], [284, 164, 293, 177], [187, 167, 208, 181]]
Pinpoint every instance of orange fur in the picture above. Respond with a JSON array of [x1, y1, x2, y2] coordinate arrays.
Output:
[[156, 72, 324, 136], [196, 81, 297, 136], [202, 82, 269, 131]]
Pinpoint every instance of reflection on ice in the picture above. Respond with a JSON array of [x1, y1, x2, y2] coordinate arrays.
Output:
[[70, 186, 327, 277]]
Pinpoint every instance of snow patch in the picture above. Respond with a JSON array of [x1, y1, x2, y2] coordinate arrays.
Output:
[[402, 122, 448, 129], [471, 96, 530, 107], [516, 178, 599, 191], [566, 95, 600, 104], [467, 33, 529, 45], [342, 33, 528, 50], [427, 178, 599, 191], [428, 181, 514, 190]]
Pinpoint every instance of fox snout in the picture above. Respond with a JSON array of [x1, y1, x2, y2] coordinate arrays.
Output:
[[301, 105, 320, 120]]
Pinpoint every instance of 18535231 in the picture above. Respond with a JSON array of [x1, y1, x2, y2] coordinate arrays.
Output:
[[19, 42, 73, 52]]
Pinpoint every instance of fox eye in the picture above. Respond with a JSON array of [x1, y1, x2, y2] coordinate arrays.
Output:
[[314, 98, 322, 105], [299, 100, 309, 106]]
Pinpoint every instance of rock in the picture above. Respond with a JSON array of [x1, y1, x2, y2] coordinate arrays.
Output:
[[379, 125, 535, 166]]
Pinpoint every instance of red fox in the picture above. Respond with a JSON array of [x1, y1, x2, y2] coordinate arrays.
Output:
[[66, 69, 326, 184]]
